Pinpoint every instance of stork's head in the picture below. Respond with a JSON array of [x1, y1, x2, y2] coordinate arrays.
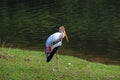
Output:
[[59, 26, 69, 43]]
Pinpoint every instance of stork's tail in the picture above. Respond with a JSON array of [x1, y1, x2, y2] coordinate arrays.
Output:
[[46, 47, 59, 62]]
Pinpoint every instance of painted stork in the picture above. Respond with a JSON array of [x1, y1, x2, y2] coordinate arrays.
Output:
[[45, 26, 69, 71]]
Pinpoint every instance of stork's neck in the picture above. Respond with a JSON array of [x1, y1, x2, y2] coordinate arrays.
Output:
[[60, 31, 65, 38]]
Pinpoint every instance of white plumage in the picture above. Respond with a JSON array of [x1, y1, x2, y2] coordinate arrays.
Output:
[[45, 32, 64, 52]]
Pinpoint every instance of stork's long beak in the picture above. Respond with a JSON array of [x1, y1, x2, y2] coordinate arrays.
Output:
[[64, 31, 69, 43]]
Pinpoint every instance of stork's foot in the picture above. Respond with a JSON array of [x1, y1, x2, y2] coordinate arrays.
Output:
[[51, 67, 55, 72], [57, 67, 60, 72]]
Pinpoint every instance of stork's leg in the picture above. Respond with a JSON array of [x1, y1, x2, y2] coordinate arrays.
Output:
[[51, 58, 54, 71], [56, 50, 60, 71]]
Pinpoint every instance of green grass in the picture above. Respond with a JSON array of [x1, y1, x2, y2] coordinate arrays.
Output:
[[0, 48, 120, 80]]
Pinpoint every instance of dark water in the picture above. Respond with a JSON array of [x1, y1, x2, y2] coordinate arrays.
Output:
[[0, 0, 120, 65]]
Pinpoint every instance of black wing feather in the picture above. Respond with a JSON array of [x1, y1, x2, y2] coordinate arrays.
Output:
[[46, 47, 59, 62]]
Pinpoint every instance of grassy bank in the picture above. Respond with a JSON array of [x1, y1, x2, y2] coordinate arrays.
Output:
[[0, 48, 120, 80]]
